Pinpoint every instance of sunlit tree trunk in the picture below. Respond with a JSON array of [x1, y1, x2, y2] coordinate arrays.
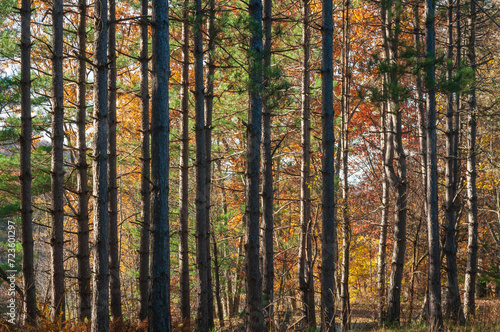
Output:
[[149, 0, 171, 329], [91, 0, 110, 329], [321, 0, 336, 329], [108, 0, 122, 320], [246, 0, 264, 330], [20, 0, 36, 323], [464, 0, 478, 321], [178, 0, 190, 323], [51, 0, 65, 321], [77, 0, 91, 320], [138, 0, 151, 320], [298, 0, 315, 328]]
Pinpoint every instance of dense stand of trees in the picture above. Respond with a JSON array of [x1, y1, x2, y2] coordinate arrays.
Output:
[[3, 0, 500, 330]]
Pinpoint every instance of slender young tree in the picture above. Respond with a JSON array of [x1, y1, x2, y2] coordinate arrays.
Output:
[[51, 0, 66, 321], [138, 0, 151, 320], [91, 0, 110, 329], [108, 0, 122, 320], [77, 0, 91, 321], [261, 0, 274, 323], [149, 0, 171, 329], [178, 0, 190, 323], [321, 0, 336, 329], [464, 0, 479, 321], [298, 0, 316, 328], [20, 0, 36, 323], [194, 0, 213, 329], [425, 0, 443, 327], [245, 0, 264, 330]]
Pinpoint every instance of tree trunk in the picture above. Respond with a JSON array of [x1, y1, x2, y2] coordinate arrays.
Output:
[[425, 0, 443, 327], [77, 0, 91, 321], [51, 0, 65, 322], [149, 0, 171, 329], [108, 0, 122, 320], [298, 0, 315, 328], [20, 0, 36, 323], [91, 0, 110, 329], [138, 0, 151, 320], [212, 232, 224, 326], [261, 0, 274, 324], [245, 1, 264, 330], [443, 0, 464, 323], [321, 0, 336, 330], [178, 0, 190, 323], [464, 0, 478, 321], [194, 0, 213, 329]]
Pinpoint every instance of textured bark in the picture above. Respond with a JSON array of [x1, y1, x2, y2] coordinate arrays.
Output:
[[261, 0, 274, 323], [298, 0, 315, 328], [464, 0, 478, 321], [138, 0, 150, 320], [178, 0, 190, 322], [443, 0, 464, 323], [20, 0, 36, 323], [91, 0, 110, 329], [194, 0, 213, 329], [77, 0, 91, 320], [245, 0, 264, 330], [108, 0, 122, 320], [425, 0, 443, 327], [51, 0, 66, 321], [321, 0, 336, 330], [149, 0, 171, 329]]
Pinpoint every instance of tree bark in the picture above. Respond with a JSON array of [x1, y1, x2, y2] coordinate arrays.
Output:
[[245, 0, 264, 330], [178, 0, 190, 322], [77, 0, 91, 321], [108, 0, 122, 320], [51, 0, 65, 322], [464, 0, 478, 321], [425, 0, 443, 327], [298, 0, 316, 328], [91, 0, 110, 329], [321, 0, 336, 330], [20, 0, 36, 323], [149, 0, 171, 329], [138, 0, 151, 321]]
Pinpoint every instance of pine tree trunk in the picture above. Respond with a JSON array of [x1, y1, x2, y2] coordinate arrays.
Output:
[[138, 0, 151, 320], [51, 0, 66, 321], [321, 0, 336, 330], [178, 0, 190, 322], [464, 0, 478, 321], [91, 0, 110, 329], [149, 0, 171, 329], [108, 0, 122, 320], [77, 0, 91, 320], [261, 0, 274, 324], [245, 1, 264, 330], [298, 0, 316, 328], [425, 0, 443, 327], [20, 0, 36, 322]]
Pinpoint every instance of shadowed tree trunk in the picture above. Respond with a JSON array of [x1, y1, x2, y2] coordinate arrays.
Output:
[[138, 0, 151, 321], [51, 0, 65, 322], [245, 0, 264, 330], [464, 0, 478, 321], [178, 0, 190, 323], [108, 0, 122, 320], [20, 0, 36, 323], [149, 0, 171, 329], [321, 0, 336, 329], [77, 0, 91, 321], [91, 0, 110, 329], [298, 0, 315, 328]]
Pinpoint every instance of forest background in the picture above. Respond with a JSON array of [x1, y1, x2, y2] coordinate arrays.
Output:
[[0, 0, 500, 330]]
